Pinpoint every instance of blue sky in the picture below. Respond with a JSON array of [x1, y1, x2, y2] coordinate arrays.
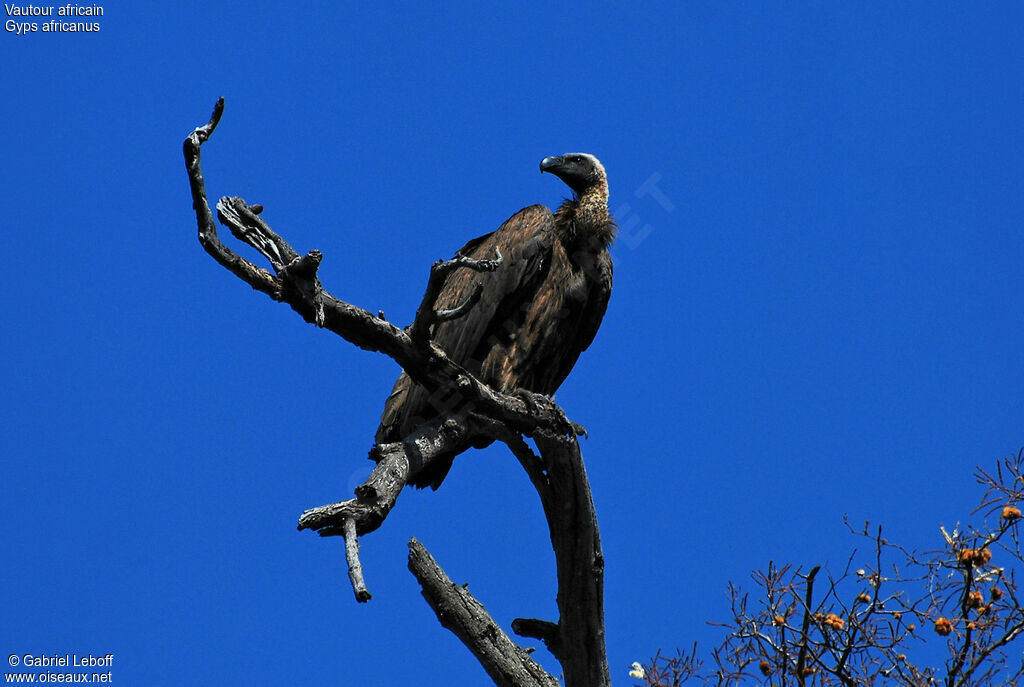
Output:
[[3, 2, 1022, 684]]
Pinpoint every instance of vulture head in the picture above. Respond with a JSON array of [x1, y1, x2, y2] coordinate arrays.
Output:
[[540, 153, 607, 197]]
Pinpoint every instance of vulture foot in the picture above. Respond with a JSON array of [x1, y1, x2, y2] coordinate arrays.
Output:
[[511, 388, 588, 438]]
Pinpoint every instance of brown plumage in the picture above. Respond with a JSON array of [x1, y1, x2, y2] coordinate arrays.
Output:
[[375, 153, 616, 488]]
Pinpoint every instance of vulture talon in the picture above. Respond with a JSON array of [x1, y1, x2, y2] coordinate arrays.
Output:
[[511, 388, 548, 415], [511, 389, 583, 438]]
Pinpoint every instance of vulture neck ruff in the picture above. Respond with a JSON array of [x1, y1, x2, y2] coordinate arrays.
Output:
[[556, 180, 615, 249]]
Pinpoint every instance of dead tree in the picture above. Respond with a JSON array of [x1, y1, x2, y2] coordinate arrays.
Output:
[[183, 99, 610, 687]]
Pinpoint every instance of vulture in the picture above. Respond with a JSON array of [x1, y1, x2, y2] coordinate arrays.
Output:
[[375, 153, 616, 488]]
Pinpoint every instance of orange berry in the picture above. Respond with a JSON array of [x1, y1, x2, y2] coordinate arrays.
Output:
[[1002, 506, 1021, 520], [823, 613, 845, 630], [934, 617, 953, 636], [759, 659, 771, 676], [774, 614, 786, 625], [991, 587, 1003, 600], [856, 592, 871, 604], [959, 548, 993, 567], [968, 590, 984, 609]]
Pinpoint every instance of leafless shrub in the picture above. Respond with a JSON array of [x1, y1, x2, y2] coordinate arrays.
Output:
[[633, 449, 1024, 687]]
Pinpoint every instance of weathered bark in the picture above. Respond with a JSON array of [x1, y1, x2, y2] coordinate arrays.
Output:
[[296, 413, 482, 539], [342, 518, 370, 602], [507, 430, 610, 687], [185, 100, 609, 686], [409, 538, 561, 687]]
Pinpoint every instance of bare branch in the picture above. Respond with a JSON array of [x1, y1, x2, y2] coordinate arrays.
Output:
[[216, 196, 299, 271], [496, 429, 550, 501], [343, 518, 371, 603], [297, 413, 482, 537], [408, 538, 559, 687], [434, 281, 484, 322], [409, 251, 502, 344], [511, 618, 561, 660], [184, 99, 278, 298], [791, 565, 820, 684]]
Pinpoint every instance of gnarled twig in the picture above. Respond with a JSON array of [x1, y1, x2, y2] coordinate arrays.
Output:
[[409, 251, 502, 344]]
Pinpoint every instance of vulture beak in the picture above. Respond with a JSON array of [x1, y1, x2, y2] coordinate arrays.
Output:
[[540, 155, 565, 174]]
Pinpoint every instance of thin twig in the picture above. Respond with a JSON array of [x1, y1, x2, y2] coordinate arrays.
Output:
[[343, 518, 371, 602], [408, 251, 502, 343]]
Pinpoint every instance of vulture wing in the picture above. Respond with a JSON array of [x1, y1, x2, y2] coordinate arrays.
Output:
[[375, 205, 555, 454], [483, 238, 612, 396]]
